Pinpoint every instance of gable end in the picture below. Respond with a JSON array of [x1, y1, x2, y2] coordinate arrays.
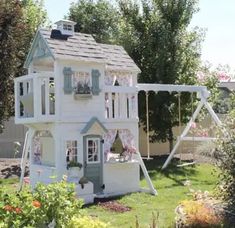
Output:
[[24, 30, 55, 69]]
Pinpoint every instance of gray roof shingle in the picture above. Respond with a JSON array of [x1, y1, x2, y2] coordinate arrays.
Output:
[[40, 29, 140, 72], [99, 43, 140, 72]]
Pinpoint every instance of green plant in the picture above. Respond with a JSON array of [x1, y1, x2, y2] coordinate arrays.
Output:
[[0, 181, 83, 227], [67, 215, 108, 228], [0, 187, 46, 227], [214, 110, 235, 224], [33, 181, 83, 227], [176, 199, 223, 227], [67, 160, 83, 169], [75, 81, 91, 94]]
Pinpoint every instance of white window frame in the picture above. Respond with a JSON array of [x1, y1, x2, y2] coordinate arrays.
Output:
[[65, 140, 78, 162], [86, 137, 100, 164], [63, 24, 72, 31]]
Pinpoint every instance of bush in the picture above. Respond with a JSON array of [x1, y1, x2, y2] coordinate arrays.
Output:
[[0, 181, 83, 227], [176, 200, 222, 227], [67, 215, 108, 228], [33, 181, 83, 227], [214, 110, 235, 223]]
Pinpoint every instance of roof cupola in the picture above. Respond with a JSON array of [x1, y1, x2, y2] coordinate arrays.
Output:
[[54, 19, 76, 36]]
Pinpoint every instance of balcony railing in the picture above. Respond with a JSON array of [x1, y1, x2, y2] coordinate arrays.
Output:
[[15, 72, 55, 123], [104, 86, 138, 120]]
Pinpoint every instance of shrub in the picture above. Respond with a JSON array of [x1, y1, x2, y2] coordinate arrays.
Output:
[[67, 215, 108, 228], [214, 110, 235, 223], [33, 181, 83, 227], [175, 187, 224, 227], [176, 200, 222, 227], [0, 181, 83, 227], [0, 187, 46, 227]]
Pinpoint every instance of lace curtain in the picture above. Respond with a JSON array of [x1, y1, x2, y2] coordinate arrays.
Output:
[[103, 129, 136, 161], [103, 130, 117, 161], [104, 71, 132, 86], [118, 129, 136, 151]]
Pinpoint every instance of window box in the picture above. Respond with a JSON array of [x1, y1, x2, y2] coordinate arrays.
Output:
[[67, 161, 82, 178], [74, 93, 92, 99]]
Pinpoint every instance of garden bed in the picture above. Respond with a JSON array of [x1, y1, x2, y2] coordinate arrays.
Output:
[[0, 159, 28, 179]]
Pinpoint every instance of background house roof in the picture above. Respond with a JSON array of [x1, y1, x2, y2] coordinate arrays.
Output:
[[39, 29, 140, 72]]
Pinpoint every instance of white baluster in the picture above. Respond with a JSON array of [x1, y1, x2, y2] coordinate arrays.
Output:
[[108, 92, 113, 119], [45, 77, 50, 116], [114, 92, 119, 119]]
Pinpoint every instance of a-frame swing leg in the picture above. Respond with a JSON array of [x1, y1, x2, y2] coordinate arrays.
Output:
[[19, 129, 35, 191], [162, 101, 204, 169], [136, 152, 157, 195], [203, 98, 222, 126]]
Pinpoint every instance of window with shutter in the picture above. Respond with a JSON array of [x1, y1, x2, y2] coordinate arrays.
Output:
[[91, 69, 101, 95], [63, 67, 73, 94]]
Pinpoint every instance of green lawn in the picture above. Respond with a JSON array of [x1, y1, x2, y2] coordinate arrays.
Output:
[[0, 178, 19, 192], [86, 158, 219, 228], [0, 158, 219, 227]]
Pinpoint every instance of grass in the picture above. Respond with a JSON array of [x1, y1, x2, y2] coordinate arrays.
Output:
[[86, 157, 219, 228], [0, 177, 19, 192], [0, 158, 219, 227]]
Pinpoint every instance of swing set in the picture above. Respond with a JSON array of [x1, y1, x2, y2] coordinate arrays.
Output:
[[137, 83, 222, 169]]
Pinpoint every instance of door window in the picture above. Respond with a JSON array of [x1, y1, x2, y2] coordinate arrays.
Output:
[[87, 138, 100, 163]]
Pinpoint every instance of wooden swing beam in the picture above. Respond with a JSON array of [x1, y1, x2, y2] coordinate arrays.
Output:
[[136, 83, 222, 170]]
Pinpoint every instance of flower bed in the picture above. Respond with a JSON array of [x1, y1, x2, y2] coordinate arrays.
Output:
[[175, 190, 224, 227], [0, 181, 83, 227], [98, 200, 131, 213]]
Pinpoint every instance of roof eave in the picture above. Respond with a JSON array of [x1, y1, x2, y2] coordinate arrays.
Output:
[[106, 65, 141, 74]]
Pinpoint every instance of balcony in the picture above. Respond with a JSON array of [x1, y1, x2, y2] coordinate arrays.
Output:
[[104, 86, 138, 121], [14, 72, 55, 124]]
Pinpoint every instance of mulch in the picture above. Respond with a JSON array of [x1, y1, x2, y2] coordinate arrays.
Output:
[[0, 159, 29, 179], [98, 201, 131, 213]]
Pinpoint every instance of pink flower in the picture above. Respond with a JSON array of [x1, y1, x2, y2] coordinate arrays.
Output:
[[199, 131, 209, 137], [191, 122, 197, 129], [218, 71, 230, 82], [23, 176, 30, 184], [196, 71, 206, 82]]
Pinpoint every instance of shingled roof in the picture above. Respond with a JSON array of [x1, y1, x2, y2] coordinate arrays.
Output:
[[99, 43, 140, 72], [40, 29, 105, 63], [39, 29, 140, 72]]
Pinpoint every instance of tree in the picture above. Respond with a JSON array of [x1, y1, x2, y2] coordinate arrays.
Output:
[[68, 0, 119, 43], [0, 0, 46, 130], [118, 0, 203, 151]]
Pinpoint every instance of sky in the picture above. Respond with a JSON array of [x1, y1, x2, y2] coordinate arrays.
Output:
[[44, 0, 235, 70]]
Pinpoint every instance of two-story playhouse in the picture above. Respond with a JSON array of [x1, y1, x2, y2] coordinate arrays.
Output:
[[15, 20, 156, 203]]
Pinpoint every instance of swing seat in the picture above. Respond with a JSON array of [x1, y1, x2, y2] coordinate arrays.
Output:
[[142, 156, 153, 160], [176, 161, 196, 167]]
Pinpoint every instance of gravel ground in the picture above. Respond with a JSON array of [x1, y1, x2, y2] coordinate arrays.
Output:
[[0, 159, 29, 179]]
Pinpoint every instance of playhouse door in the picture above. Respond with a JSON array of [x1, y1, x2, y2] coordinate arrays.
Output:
[[84, 136, 103, 193]]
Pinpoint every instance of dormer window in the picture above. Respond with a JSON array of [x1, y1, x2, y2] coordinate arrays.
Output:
[[54, 19, 76, 36], [63, 24, 72, 31]]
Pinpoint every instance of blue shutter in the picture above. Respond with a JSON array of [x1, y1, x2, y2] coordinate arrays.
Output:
[[91, 69, 101, 95], [63, 67, 73, 94]]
